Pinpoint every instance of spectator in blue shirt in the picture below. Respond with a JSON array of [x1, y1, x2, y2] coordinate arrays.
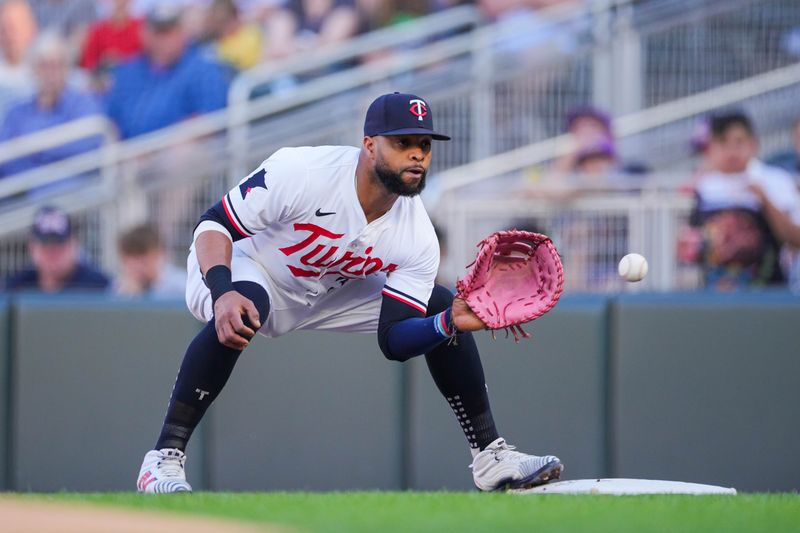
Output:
[[4, 205, 110, 293], [0, 31, 103, 179], [106, 5, 231, 139]]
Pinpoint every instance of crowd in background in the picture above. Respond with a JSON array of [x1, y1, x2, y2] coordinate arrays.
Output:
[[3, 106, 800, 296], [502, 106, 800, 293], [1, 0, 800, 295], [3, 204, 187, 297], [0, 0, 599, 183]]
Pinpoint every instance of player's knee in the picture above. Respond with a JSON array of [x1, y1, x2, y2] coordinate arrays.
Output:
[[426, 284, 454, 316], [232, 280, 271, 325], [381, 349, 409, 363]]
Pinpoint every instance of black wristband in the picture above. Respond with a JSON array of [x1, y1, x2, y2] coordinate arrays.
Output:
[[204, 265, 235, 304]]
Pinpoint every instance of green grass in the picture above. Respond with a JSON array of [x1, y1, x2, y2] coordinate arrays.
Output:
[[17, 492, 800, 533]]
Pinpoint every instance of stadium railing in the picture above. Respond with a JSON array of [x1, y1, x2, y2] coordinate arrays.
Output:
[[431, 61, 800, 290], [0, 0, 798, 289]]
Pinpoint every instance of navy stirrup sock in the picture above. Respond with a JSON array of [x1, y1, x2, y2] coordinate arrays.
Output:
[[155, 281, 269, 451], [423, 286, 500, 453]]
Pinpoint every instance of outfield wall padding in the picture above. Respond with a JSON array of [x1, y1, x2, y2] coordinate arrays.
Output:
[[10, 296, 202, 491], [4, 292, 800, 492], [408, 296, 610, 490], [611, 293, 800, 492], [206, 331, 405, 491]]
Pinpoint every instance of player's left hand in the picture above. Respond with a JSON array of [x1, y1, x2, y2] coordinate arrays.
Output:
[[451, 297, 487, 332]]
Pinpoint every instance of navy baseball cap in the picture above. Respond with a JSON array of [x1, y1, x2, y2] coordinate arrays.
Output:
[[364, 92, 451, 140], [31, 205, 72, 244]]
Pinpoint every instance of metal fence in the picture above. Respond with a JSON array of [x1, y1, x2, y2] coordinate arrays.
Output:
[[638, 0, 800, 107], [224, 0, 800, 178], [1, 0, 798, 289], [433, 185, 694, 293]]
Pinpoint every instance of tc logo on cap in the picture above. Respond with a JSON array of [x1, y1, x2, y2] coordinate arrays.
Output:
[[363, 92, 450, 140], [409, 99, 428, 122]]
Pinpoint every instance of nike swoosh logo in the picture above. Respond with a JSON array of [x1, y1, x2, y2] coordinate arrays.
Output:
[[315, 209, 336, 217]]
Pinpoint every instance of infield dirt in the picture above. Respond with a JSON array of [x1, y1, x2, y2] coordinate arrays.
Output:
[[0, 496, 280, 533]]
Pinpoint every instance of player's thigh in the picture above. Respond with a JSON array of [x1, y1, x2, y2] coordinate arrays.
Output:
[[298, 276, 384, 334], [185, 247, 273, 323]]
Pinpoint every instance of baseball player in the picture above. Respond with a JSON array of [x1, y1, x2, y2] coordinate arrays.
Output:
[[137, 92, 563, 493]]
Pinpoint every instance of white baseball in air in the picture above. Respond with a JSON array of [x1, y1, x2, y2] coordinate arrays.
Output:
[[618, 253, 648, 282]]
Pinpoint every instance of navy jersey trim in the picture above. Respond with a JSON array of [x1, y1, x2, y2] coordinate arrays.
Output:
[[382, 285, 427, 313], [198, 201, 247, 242], [222, 193, 254, 237]]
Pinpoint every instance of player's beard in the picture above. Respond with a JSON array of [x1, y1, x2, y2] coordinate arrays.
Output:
[[374, 160, 427, 197]]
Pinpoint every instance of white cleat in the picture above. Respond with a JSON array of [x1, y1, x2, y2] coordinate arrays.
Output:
[[137, 448, 193, 493], [471, 437, 563, 492]]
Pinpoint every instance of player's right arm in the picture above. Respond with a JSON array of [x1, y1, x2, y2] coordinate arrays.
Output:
[[195, 230, 260, 350], [192, 150, 306, 349], [750, 182, 800, 247]]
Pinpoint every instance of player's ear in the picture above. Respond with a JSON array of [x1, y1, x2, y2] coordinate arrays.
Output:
[[363, 136, 376, 157]]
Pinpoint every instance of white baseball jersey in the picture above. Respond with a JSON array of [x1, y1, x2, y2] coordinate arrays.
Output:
[[187, 145, 440, 337], [696, 159, 800, 220]]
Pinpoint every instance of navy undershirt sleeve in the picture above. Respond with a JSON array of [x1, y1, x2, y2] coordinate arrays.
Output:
[[196, 201, 247, 242], [377, 295, 454, 361]]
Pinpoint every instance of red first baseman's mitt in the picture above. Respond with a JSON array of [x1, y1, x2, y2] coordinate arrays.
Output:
[[456, 230, 564, 342]]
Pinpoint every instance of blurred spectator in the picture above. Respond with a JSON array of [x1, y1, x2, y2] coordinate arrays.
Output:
[[4, 205, 110, 293], [480, 0, 587, 62], [0, 32, 103, 182], [543, 106, 614, 189], [689, 117, 711, 158], [538, 106, 647, 196], [354, 0, 394, 34], [389, 0, 430, 25], [260, 5, 296, 60], [679, 111, 800, 290], [105, 5, 230, 139], [573, 139, 617, 178], [273, 0, 359, 57], [203, 0, 263, 71], [27, 0, 97, 54], [0, 0, 37, 117], [129, 0, 211, 40], [765, 117, 800, 178], [240, 0, 289, 25], [566, 106, 611, 146], [130, 0, 200, 16], [518, 106, 643, 292], [356, 0, 429, 31], [79, 0, 143, 93], [353, 0, 440, 65], [114, 223, 186, 297]]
